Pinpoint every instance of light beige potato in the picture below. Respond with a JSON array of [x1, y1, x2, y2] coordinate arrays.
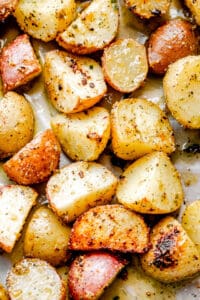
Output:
[[46, 161, 117, 223], [56, 0, 119, 54], [24, 206, 71, 266], [51, 107, 110, 161], [7, 258, 66, 299], [182, 200, 200, 254], [44, 50, 107, 114], [164, 55, 200, 129], [116, 151, 183, 214], [69, 204, 149, 253], [185, 0, 200, 26], [14, 0, 76, 42], [124, 0, 171, 19], [102, 38, 148, 93], [0, 185, 37, 253], [0, 92, 34, 159], [141, 216, 200, 283], [111, 98, 175, 160], [0, 283, 9, 300], [3, 129, 61, 185]]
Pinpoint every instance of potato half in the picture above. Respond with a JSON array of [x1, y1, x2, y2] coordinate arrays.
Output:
[[14, 0, 76, 42], [46, 161, 118, 223], [111, 98, 175, 160], [116, 151, 183, 214], [51, 107, 110, 161], [163, 55, 200, 129], [141, 216, 200, 283]]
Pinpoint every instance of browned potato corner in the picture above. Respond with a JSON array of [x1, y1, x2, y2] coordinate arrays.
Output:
[[0, 0, 18, 22]]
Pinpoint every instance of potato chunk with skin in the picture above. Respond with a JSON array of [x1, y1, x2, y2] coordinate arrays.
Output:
[[124, 0, 171, 19], [102, 39, 148, 93], [14, 0, 76, 42], [24, 206, 71, 266], [46, 161, 117, 223], [7, 258, 66, 300], [0, 34, 42, 92], [141, 217, 200, 283], [3, 129, 61, 185], [68, 252, 128, 300], [0, 92, 34, 159], [44, 50, 107, 114], [147, 19, 198, 75], [182, 200, 200, 254], [111, 98, 175, 160], [185, 0, 200, 26], [0, 0, 18, 22], [57, 0, 119, 54], [69, 204, 149, 253], [51, 107, 110, 161], [163, 55, 200, 129], [0, 185, 37, 253], [116, 151, 183, 214]]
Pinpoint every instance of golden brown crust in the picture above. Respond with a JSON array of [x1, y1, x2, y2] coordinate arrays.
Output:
[[0, 0, 18, 22]]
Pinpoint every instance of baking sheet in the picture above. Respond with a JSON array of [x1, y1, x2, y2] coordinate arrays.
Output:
[[0, 0, 200, 299]]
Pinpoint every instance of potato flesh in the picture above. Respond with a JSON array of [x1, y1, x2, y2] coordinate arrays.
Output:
[[51, 107, 110, 161], [164, 55, 200, 129], [185, 0, 200, 25], [111, 98, 175, 160], [47, 161, 117, 223], [116, 151, 183, 214], [24, 206, 71, 266]]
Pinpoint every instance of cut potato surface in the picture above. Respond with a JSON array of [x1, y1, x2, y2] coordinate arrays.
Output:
[[102, 38, 148, 93], [111, 98, 175, 160], [69, 204, 149, 253], [68, 252, 127, 300], [0, 92, 34, 159], [147, 19, 198, 75], [24, 206, 71, 266], [124, 0, 171, 19], [3, 129, 61, 185], [14, 0, 76, 42], [0, 185, 37, 253], [116, 151, 183, 214], [185, 0, 200, 26], [57, 0, 119, 54], [141, 217, 200, 283], [0, 283, 9, 300], [44, 50, 107, 114], [46, 161, 117, 223], [182, 200, 200, 254], [7, 258, 65, 300], [164, 55, 200, 129], [0, 0, 18, 22], [51, 107, 110, 161]]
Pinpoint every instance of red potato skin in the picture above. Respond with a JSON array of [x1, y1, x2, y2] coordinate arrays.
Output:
[[0, 34, 41, 92], [0, 0, 18, 22], [3, 129, 61, 185], [147, 19, 198, 75], [68, 252, 127, 300]]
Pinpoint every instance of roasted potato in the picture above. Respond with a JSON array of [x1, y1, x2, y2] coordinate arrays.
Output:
[[51, 107, 110, 161], [24, 206, 71, 266], [0, 0, 18, 22], [68, 252, 128, 300], [14, 0, 76, 42], [182, 200, 200, 254], [0, 284, 9, 300], [163, 55, 200, 129], [46, 161, 117, 223], [56, 0, 119, 54], [7, 258, 66, 299], [0, 91, 34, 159], [0, 185, 37, 253], [44, 50, 107, 114], [69, 204, 149, 253], [185, 0, 200, 26], [147, 19, 198, 75], [141, 216, 200, 283], [116, 151, 183, 214], [102, 38, 148, 93], [3, 129, 61, 185], [111, 98, 175, 160], [124, 0, 171, 19]]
